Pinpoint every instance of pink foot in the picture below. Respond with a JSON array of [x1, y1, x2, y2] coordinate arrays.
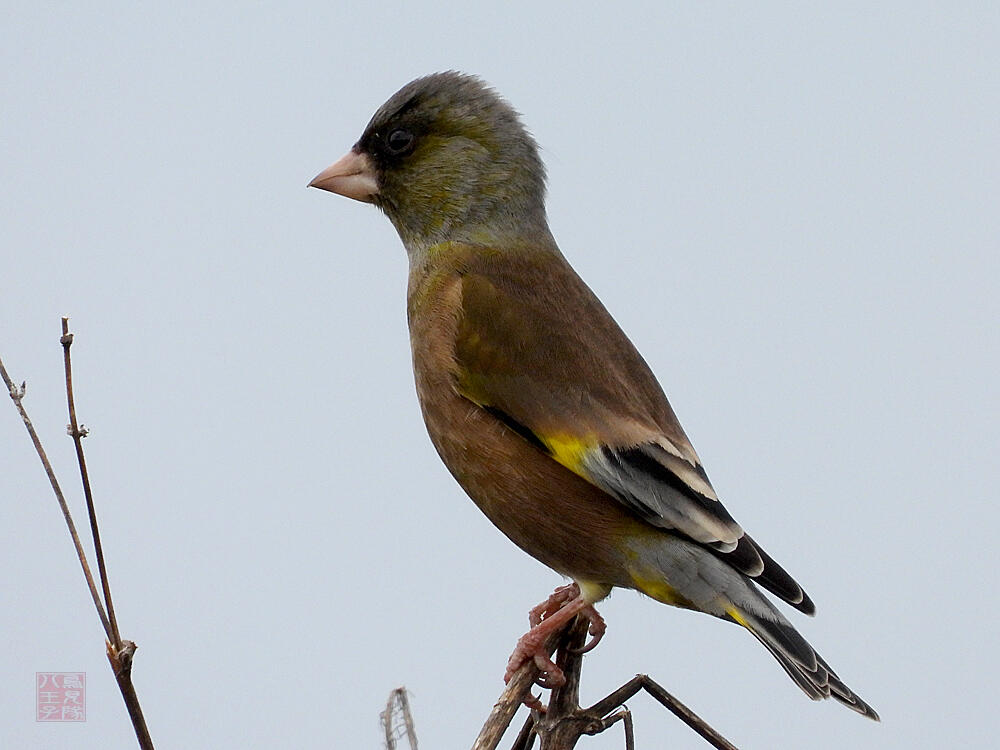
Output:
[[504, 584, 609, 692], [528, 583, 580, 628], [571, 605, 607, 654]]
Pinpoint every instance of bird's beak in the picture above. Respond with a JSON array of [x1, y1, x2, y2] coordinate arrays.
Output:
[[308, 147, 379, 202]]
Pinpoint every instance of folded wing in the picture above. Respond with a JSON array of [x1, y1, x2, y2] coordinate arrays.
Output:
[[453, 251, 813, 614]]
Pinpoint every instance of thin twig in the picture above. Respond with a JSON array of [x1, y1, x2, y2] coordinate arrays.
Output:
[[634, 676, 737, 750], [397, 688, 419, 749], [383, 691, 397, 749], [510, 714, 536, 750], [0, 350, 111, 637], [531, 617, 597, 749], [615, 709, 635, 750], [586, 675, 738, 750], [593, 709, 632, 750], [471, 628, 562, 750], [107, 639, 152, 747], [2, 325, 155, 749], [546, 617, 588, 719], [471, 608, 739, 750], [62, 317, 122, 651], [620, 710, 635, 750], [382, 687, 419, 749]]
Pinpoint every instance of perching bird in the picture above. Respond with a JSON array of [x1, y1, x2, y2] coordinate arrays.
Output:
[[310, 71, 878, 720]]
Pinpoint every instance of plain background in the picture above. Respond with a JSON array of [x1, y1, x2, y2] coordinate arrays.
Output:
[[2, 3, 997, 748]]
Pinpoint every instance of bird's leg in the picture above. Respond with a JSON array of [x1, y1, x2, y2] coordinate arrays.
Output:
[[505, 584, 607, 689]]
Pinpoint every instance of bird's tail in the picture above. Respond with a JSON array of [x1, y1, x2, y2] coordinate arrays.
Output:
[[625, 535, 879, 720], [724, 599, 880, 721]]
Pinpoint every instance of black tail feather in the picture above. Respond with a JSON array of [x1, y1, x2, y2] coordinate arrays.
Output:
[[731, 607, 879, 721]]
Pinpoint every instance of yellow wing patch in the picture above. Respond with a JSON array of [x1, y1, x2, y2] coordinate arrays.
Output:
[[542, 433, 597, 478]]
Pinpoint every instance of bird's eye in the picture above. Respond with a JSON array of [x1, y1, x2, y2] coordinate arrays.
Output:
[[385, 129, 415, 156]]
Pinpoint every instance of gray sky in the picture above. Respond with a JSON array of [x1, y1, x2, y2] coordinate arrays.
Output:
[[2, 3, 997, 748]]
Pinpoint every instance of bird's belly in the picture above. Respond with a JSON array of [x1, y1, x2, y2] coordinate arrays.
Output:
[[415, 380, 638, 588]]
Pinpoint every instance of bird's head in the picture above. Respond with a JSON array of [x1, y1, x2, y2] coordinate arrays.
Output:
[[310, 72, 550, 252]]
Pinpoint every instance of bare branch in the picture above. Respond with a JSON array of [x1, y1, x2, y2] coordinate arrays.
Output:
[[470, 613, 739, 749], [0, 346, 111, 638], [107, 640, 153, 747], [383, 691, 396, 749], [1, 323, 154, 749], [601, 709, 633, 750], [626, 675, 738, 750], [510, 714, 536, 750], [62, 317, 122, 650], [382, 687, 418, 749], [471, 627, 562, 750]]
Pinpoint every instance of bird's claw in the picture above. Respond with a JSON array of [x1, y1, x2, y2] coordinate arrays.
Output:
[[505, 582, 607, 701], [568, 606, 607, 654], [523, 692, 547, 712], [532, 652, 566, 688]]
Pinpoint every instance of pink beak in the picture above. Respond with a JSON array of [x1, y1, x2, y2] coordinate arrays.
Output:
[[308, 148, 379, 202]]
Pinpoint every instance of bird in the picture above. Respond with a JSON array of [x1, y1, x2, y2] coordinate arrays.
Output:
[[309, 71, 878, 720]]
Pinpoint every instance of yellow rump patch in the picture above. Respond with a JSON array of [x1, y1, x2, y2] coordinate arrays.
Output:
[[629, 569, 696, 610]]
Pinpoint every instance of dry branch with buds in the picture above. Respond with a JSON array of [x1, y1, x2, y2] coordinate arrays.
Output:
[[1, 319, 153, 749]]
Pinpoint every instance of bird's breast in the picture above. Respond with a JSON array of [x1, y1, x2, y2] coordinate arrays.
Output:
[[405, 266, 640, 586]]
